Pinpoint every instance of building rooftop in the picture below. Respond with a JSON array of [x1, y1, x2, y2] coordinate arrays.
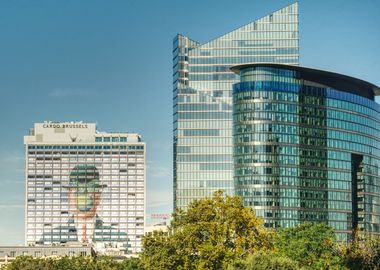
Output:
[[24, 122, 143, 144], [231, 63, 380, 100]]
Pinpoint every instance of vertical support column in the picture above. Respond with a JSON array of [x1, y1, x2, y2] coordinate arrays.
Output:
[[351, 153, 363, 238]]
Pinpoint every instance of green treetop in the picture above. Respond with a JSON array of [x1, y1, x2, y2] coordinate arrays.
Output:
[[141, 190, 272, 270]]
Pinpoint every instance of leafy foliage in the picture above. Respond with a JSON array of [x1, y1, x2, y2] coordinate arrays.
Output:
[[339, 236, 380, 270], [2, 255, 144, 270], [274, 222, 342, 269], [141, 190, 272, 270], [228, 251, 301, 270]]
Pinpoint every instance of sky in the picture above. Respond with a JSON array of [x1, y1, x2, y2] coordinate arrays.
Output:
[[0, 0, 379, 245]]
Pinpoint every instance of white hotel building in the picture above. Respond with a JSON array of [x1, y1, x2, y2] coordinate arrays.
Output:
[[24, 122, 145, 254]]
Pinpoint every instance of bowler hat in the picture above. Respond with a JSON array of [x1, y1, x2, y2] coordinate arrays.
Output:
[[64, 165, 107, 189]]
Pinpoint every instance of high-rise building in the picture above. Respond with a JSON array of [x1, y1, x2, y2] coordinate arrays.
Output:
[[231, 63, 380, 240], [24, 122, 145, 254], [173, 3, 299, 209]]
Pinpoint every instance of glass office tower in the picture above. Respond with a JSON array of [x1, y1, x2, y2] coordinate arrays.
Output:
[[173, 3, 299, 209], [24, 122, 145, 254], [232, 63, 380, 240]]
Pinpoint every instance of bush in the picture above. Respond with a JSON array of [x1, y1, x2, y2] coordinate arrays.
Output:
[[229, 251, 300, 270]]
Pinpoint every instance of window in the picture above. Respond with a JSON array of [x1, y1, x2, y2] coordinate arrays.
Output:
[[10, 251, 16, 257], [103, 137, 110, 142], [95, 137, 102, 142]]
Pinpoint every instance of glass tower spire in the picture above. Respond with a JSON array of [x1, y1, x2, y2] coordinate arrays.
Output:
[[173, 3, 299, 209]]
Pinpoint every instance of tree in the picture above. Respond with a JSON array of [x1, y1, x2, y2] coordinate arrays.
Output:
[[339, 235, 380, 270], [228, 251, 301, 270], [2, 256, 44, 270], [2, 255, 144, 270], [140, 229, 184, 269], [141, 190, 272, 270], [120, 257, 145, 270], [274, 222, 341, 269]]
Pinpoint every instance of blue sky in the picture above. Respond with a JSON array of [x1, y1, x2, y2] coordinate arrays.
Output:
[[0, 0, 379, 245]]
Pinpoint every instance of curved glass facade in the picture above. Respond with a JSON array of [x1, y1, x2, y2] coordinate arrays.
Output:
[[233, 65, 380, 240]]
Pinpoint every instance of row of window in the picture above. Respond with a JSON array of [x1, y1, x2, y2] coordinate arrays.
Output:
[[234, 80, 380, 115], [175, 172, 232, 182], [28, 159, 143, 163], [95, 137, 129, 142], [177, 146, 232, 155], [236, 100, 380, 127], [188, 50, 298, 69], [177, 137, 232, 146], [176, 162, 232, 171], [234, 155, 350, 170], [27, 210, 143, 214], [194, 34, 298, 52], [3, 250, 90, 257], [28, 152, 144, 157], [234, 133, 380, 157], [28, 145, 144, 150], [176, 119, 232, 129], [235, 179, 351, 190], [177, 103, 230, 112]]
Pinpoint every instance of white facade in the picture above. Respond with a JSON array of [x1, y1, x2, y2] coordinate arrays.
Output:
[[0, 245, 94, 267], [24, 122, 146, 254], [144, 223, 168, 235]]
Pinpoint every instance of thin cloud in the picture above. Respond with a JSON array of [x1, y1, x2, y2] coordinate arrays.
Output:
[[0, 204, 24, 209], [150, 141, 172, 152], [0, 179, 24, 186], [0, 151, 24, 164], [0, 151, 24, 188], [48, 88, 89, 98], [0, 151, 24, 176], [148, 163, 171, 179], [147, 189, 172, 208]]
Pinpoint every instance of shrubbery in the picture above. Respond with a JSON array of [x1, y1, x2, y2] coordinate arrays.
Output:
[[2, 256, 143, 270]]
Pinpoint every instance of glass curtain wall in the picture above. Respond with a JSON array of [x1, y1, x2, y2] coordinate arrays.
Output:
[[233, 66, 380, 241], [173, 3, 299, 209]]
